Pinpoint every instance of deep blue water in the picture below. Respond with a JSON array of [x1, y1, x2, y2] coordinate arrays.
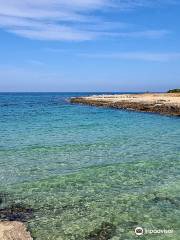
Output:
[[0, 93, 180, 240]]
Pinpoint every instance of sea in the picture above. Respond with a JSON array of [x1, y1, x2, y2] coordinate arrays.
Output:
[[0, 92, 180, 240]]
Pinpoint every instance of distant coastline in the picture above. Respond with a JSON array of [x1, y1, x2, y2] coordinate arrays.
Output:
[[71, 93, 180, 116]]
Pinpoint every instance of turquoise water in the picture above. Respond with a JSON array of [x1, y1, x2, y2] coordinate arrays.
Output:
[[0, 93, 180, 240]]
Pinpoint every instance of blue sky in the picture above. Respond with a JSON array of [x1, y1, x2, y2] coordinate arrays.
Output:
[[0, 0, 180, 92]]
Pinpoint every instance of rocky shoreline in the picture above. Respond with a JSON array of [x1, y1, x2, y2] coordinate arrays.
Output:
[[70, 93, 180, 116]]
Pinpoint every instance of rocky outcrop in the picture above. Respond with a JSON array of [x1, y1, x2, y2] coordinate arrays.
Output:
[[0, 221, 33, 240], [70, 93, 180, 116], [0, 194, 33, 240]]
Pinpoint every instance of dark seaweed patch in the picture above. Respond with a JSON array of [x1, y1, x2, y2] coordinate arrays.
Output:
[[0, 203, 33, 222], [152, 196, 179, 207], [86, 222, 116, 240]]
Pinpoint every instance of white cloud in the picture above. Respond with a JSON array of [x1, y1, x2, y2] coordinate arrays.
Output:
[[0, 0, 176, 41]]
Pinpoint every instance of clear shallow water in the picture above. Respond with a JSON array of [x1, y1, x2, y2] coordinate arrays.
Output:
[[0, 93, 180, 240]]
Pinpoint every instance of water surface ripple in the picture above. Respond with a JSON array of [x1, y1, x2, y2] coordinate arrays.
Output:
[[0, 93, 180, 240]]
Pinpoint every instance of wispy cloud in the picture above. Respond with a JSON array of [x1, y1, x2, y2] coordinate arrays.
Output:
[[27, 60, 45, 66], [81, 52, 180, 61], [0, 0, 176, 41], [117, 30, 169, 38]]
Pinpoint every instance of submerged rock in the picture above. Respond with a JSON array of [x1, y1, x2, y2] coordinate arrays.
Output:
[[152, 196, 179, 207], [0, 203, 33, 222], [0, 196, 33, 239], [86, 222, 116, 240]]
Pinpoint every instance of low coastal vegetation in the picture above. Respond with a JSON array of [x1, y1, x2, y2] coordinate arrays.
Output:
[[167, 89, 180, 93]]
